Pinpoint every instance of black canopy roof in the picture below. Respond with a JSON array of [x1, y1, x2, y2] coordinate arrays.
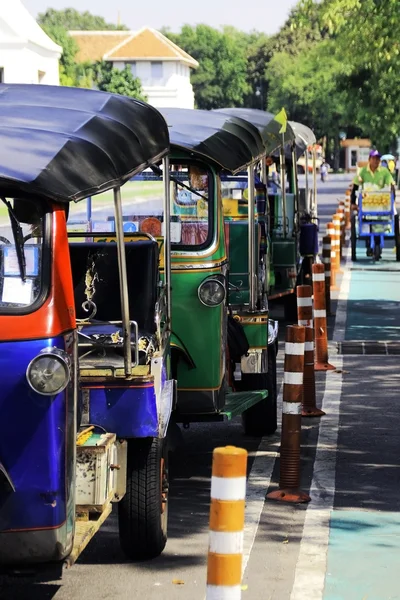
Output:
[[0, 84, 169, 203], [213, 108, 296, 155], [290, 122, 316, 159], [159, 107, 265, 173]]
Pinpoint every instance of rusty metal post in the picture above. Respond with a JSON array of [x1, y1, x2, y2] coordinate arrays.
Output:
[[302, 326, 326, 417], [322, 235, 333, 316], [296, 285, 313, 328], [313, 263, 335, 371], [267, 325, 311, 503]]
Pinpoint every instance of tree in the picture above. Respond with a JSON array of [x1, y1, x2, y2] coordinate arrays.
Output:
[[41, 24, 79, 86], [38, 8, 128, 31], [322, 0, 400, 149], [95, 62, 147, 100], [165, 25, 250, 109]]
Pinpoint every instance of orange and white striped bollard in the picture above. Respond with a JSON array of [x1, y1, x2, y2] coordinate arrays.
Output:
[[345, 191, 351, 229], [303, 326, 326, 417], [207, 446, 247, 600], [267, 325, 311, 503], [333, 213, 343, 267], [296, 285, 313, 328], [313, 263, 335, 371], [327, 221, 339, 289], [322, 235, 333, 316]]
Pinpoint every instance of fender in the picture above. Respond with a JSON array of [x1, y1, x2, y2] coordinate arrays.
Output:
[[171, 332, 196, 371]]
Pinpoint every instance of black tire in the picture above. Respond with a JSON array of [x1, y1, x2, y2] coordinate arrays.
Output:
[[239, 346, 277, 436], [373, 243, 381, 261], [351, 214, 357, 261], [118, 437, 168, 560], [284, 292, 298, 322], [395, 214, 400, 261]]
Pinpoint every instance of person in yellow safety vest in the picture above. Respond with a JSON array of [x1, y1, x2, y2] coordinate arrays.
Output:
[[351, 149, 395, 256]]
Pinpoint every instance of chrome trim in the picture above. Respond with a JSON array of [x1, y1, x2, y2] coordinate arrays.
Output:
[[26, 347, 71, 396], [172, 258, 228, 270], [198, 276, 226, 307], [268, 319, 279, 345], [241, 348, 267, 374], [113, 186, 132, 376]]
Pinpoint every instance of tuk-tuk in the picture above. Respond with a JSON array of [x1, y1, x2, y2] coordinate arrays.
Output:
[[116, 108, 279, 436], [0, 83, 174, 568], [213, 109, 318, 320]]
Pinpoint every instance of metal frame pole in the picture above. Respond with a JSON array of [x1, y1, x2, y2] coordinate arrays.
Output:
[[162, 156, 171, 326], [292, 144, 299, 229], [280, 146, 287, 237], [248, 165, 257, 311], [305, 150, 310, 213], [312, 146, 317, 217], [113, 187, 132, 376]]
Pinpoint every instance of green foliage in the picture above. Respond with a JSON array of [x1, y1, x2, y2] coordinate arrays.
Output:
[[38, 8, 128, 31], [95, 62, 147, 101], [165, 25, 250, 109], [41, 24, 79, 85]]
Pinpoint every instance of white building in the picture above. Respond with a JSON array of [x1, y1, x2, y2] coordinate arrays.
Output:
[[70, 27, 199, 109], [0, 0, 62, 85]]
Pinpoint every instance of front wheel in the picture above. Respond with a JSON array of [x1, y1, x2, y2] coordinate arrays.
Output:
[[118, 437, 168, 560], [239, 346, 277, 436]]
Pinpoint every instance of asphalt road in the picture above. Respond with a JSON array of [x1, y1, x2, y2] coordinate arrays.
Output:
[[0, 174, 354, 600]]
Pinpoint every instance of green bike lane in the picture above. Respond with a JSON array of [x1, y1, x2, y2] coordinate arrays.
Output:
[[323, 248, 400, 600]]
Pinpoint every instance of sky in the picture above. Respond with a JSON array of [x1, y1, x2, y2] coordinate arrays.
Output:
[[23, 0, 299, 34]]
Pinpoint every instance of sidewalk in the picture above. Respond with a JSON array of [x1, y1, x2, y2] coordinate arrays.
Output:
[[248, 239, 400, 599]]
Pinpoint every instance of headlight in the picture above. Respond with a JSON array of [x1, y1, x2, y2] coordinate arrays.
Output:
[[198, 277, 226, 307], [26, 348, 70, 396]]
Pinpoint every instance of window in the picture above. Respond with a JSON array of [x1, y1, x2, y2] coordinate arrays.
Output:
[[130, 62, 137, 77], [0, 198, 50, 313], [151, 61, 163, 80], [69, 161, 213, 251], [351, 150, 357, 167], [0, 68, 3, 83]]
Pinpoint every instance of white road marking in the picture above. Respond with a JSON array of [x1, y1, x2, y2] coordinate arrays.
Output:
[[333, 246, 351, 342], [241, 383, 282, 576], [290, 246, 351, 600]]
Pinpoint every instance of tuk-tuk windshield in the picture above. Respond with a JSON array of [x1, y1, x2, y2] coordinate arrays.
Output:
[[67, 161, 213, 250], [0, 197, 48, 313]]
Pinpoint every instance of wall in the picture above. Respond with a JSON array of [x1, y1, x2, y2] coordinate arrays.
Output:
[[0, 41, 60, 85], [112, 59, 195, 109]]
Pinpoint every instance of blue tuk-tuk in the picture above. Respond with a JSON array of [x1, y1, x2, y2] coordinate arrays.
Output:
[[0, 83, 174, 568]]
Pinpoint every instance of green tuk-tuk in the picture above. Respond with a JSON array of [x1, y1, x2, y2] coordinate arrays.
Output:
[[116, 108, 278, 436], [215, 109, 318, 320]]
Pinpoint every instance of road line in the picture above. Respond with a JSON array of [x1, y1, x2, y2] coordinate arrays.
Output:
[[333, 246, 351, 342], [290, 248, 350, 600], [241, 383, 282, 576]]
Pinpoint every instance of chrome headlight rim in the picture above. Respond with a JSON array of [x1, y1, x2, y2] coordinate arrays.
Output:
[[198, 276, 226, 307], [26, 347, 71, 396]]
